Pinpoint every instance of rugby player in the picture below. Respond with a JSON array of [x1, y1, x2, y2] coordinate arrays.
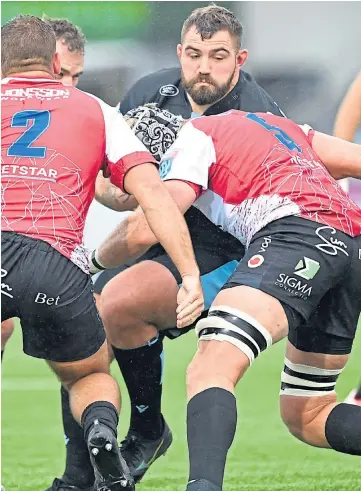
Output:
[[1, 17, 85, 361], [334, 69, 361, 406], [94, 105, 361, 491], [54, 6, 286, 488], [1, 15, 202, 491]]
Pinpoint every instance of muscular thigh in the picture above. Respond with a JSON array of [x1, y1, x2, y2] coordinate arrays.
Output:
[[223, 216, 357, 330]]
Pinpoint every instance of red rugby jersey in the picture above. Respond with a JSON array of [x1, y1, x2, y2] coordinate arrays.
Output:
[[160, 110, 361, 245], [1, 76, 155, 272]]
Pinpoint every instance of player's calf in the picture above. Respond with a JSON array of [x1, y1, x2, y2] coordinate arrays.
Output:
[[185, 289, 285, 490], [49, 342, 134, 490]]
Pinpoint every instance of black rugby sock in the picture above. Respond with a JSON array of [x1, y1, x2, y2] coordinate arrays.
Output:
[[1, 350, 4, 361], [112, 335, 164, 440], [81, 400, 119, 441], [187, 388, 237, 489], [325, 403, 361, 455], [60, 386, 95, 487]]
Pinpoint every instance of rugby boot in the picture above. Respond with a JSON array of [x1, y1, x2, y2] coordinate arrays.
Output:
[[120, 415, 172, 483], [186, 479, 222, 491], [87, 420, 134, 491], [44, 478, 94, 491]]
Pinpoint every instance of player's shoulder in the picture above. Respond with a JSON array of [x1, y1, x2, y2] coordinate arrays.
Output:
[[131, 67, 181, 91], [233, 70, 285, 116]]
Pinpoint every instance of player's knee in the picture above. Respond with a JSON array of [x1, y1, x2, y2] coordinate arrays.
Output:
[[1, 318, 15, 346], [280, 357, 341, 442], [100, 287, 137, 331]]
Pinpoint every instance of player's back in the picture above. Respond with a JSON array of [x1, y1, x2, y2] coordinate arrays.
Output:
[[1, 76, 106, 269], [189, 110, 361, 239]]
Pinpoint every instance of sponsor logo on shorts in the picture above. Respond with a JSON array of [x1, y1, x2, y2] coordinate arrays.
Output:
[[34, 292, 60, 305], [159, 84, 179, 97], [1, 269, 13, 298], [248, 254, 264, 268], [258, 236, 272, 253], [315, 226, 348, 256], [275, 274, 312, 300], [294, 257, 320, 280]]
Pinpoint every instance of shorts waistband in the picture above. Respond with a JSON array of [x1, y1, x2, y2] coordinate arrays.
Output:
[[1, 232, 53, 253]]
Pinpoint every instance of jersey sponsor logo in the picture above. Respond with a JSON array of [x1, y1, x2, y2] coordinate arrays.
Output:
[[2, 164, 58, 181], [248, 254, 264, 268], [159, 84, 179, 97], [290, 155, 323, 170], [1, 269, 14, 298], [315, 226, 349, 256], [294, 257, 320, 280], [275, 273, 312, 300], [1, 87, 70, 100]]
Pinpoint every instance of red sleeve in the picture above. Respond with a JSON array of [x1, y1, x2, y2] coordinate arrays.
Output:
[[182, 180, 203, 199], [108, 151, 158, 191]]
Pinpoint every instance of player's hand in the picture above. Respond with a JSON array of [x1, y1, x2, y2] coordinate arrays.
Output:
[[176, 274, 204, 328]]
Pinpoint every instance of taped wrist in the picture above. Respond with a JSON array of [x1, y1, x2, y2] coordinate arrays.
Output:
[[90, 249, 107, 274]]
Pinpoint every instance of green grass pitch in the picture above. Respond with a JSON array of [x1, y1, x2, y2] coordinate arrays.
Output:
[[2, 319, 361, 490]]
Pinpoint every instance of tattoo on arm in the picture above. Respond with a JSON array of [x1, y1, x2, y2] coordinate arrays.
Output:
[[95, 181, 138, 211]]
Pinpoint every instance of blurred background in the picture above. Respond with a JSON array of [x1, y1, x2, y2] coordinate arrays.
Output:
[[2, 1, 361, 135]]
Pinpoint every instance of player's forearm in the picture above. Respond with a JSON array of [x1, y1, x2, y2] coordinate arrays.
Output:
[[312, 131, 361, 180], [137, 181, 199, 278], [95, 184, 138, 212], [334, 106, 361, 142], [96, 212, 154, 268], [334, 72, 361, 142]]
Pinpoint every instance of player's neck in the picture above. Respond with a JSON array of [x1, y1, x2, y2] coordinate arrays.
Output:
[[187, 70, 240, 116], [5, 69, 54, 80]]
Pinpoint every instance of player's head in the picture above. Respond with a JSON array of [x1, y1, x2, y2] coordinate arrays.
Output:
[[1, 15, 60, 78], [178, 4, 248, 107], [43, 17, 85, 87], [124, 104, 184, 162]]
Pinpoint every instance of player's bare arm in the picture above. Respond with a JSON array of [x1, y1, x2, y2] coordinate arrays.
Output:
[[94, 178, 196, 268], [93, 176, 203, 325], [312, 131, 361, 180], [334, 70, 361, 142], [95, 171, 138, 211]]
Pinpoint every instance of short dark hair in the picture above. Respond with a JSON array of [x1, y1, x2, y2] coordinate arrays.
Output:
[[181, 4, 243, 49], [42, 16, 86, 54], [1, 15, 56, 76]]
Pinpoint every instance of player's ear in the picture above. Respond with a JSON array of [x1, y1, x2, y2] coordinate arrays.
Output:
[[52, 52, 61, 76], [236, 49, 248, 67], [176, 44, 183, 61]]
